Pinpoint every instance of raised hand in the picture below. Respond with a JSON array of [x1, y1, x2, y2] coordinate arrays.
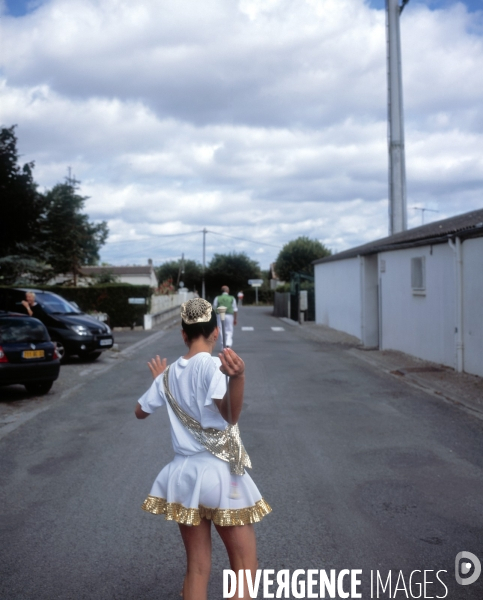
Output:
[[219, 348, 245, 378], [147, 355, 167, 380]]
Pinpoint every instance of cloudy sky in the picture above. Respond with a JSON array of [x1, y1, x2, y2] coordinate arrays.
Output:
[[1, 0, 482, 270]]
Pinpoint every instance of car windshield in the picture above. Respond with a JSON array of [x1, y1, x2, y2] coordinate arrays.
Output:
[[0, 318, 49, 343], [37, 294, 81, 315]]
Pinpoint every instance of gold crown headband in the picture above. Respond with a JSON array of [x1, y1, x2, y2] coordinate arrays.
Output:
[[180, 298, 213, 325]]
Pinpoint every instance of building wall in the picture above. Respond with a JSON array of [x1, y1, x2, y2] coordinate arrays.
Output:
[[118, 273, 157, 287], [150, 291, 193, 315], [463, 237, 483, 377], [314, 257, 362, 340], [50, 270, 158, 287], [315, 235, 483, 377], [361, 255, 379, 347], [379, 243, 457, 367]]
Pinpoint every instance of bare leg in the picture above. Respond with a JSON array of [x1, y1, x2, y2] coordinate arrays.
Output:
[[214, 523, 258, 599], [178, 518, 212, 600]]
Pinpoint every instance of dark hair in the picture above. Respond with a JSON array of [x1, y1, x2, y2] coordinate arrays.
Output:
[[182, 309, 218, 341]]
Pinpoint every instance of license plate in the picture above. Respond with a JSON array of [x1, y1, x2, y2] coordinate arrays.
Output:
[[99, 339, 112, 346], [23, 350, 45, 359]]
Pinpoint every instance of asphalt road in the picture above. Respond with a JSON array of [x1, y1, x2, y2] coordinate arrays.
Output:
[[0, 328, 156, 438], [0, 307, 482, 599]]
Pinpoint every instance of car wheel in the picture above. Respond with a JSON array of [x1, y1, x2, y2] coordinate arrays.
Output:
[[79, 350, 102, 361], [25, 381, 54, 395], [54, 340, 67, 363]]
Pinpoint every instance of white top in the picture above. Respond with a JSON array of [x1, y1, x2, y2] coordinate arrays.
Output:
[[138, 352, 227, 456]]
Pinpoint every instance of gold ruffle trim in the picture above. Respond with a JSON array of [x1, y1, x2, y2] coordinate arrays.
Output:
[[141, 495, 272, 526]]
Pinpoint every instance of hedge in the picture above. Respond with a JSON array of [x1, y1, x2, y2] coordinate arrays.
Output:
[[239, 288, 274, 305], [11, 284, 152, 328]]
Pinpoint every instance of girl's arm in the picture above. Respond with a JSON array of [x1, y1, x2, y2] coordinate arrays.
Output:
[[135, 355, 167, 419], [135, 404, 150, 419], [214, 348, 245, 424]]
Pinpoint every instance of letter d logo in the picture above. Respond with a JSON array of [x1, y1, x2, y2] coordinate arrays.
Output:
[[455, 551, 481, 586]]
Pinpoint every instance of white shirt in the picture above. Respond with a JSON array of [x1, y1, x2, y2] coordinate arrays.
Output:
[[138, 352, 227, 456]]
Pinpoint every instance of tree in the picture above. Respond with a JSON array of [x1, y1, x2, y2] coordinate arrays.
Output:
[[275, 236, 331, 281], [43, 180, 108, 284], [0, 126, 109, 285], [0, 126, 47, 255], [0, 126, 51, 283], [156, 258, 203, 292], [205, 252, 261, 299], [0, 254, 54, 286], [89, 269, 119, 285]]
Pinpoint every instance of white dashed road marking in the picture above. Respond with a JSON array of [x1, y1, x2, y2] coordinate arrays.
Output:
[[241, 327, 254, 331], [271, 327, 285, 331]]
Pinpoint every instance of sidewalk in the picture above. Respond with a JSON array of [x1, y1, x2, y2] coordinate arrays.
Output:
[[288, 319, 483, 421]]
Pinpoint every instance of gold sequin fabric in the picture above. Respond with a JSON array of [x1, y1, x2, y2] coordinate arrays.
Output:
[[163, 366, 251, 476], [142, 496, 272, 526], [180, 298, 213, 324]]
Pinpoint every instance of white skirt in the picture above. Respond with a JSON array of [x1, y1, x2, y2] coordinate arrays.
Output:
[[142, 451, 271, 526]]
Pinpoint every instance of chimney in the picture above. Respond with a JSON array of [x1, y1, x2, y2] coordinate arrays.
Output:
[[148, 258, 153, 266]]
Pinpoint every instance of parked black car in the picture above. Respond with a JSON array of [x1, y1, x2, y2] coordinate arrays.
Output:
[[0, 312, 61, 394], [0, 289, 114, 361]]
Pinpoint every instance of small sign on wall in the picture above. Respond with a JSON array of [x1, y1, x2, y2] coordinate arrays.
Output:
[[128, 298, 146, 304]]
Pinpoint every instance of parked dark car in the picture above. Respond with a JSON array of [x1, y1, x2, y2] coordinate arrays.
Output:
[[0, 289, 114, 361], [0, 312, 60, 394]]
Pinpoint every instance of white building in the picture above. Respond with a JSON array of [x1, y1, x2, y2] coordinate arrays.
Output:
[[314, 209, 483, 377], [50, 260, 159, 288], [269, 263, 285, 290], [80, 264, 158, 288]]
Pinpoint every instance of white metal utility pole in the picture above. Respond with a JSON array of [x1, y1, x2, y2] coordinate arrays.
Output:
[[386, 0, 409, 235], [176, 252, 185, 287], [201, 228, 207, 299]]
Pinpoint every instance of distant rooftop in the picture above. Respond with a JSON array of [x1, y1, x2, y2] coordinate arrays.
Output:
[[314, 208, 483, 265], [81, 266, 154, 275]]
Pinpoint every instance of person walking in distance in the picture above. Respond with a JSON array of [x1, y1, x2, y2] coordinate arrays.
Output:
[[213, 286, 237, 348]]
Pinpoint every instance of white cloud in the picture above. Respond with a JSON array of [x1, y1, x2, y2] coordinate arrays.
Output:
[[0, 0, 482, 268], [402, 3, 483, 120]]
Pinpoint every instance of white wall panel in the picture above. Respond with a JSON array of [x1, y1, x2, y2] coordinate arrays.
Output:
[[462, 237, 483, 377], [315, 258, 362, 340], [379, 244, 456, 367], [361, 255, 379, 347]]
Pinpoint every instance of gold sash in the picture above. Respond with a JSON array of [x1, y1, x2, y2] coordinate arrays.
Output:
[[163, 366, 251, 476]]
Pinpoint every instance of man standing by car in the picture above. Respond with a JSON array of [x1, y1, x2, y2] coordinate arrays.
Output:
[[213, 285, 238, 348], [20, 292, 46, 321]]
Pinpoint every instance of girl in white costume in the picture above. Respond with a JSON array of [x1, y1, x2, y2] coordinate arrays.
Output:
[[135, 298, 271, 600]]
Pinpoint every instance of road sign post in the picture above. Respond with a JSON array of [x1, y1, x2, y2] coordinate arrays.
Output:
[[248, 279, 264, 305]]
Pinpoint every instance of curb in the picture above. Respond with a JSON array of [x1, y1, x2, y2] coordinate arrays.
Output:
[[286, 319, 483, 423], [348, 348, 483, 421]]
